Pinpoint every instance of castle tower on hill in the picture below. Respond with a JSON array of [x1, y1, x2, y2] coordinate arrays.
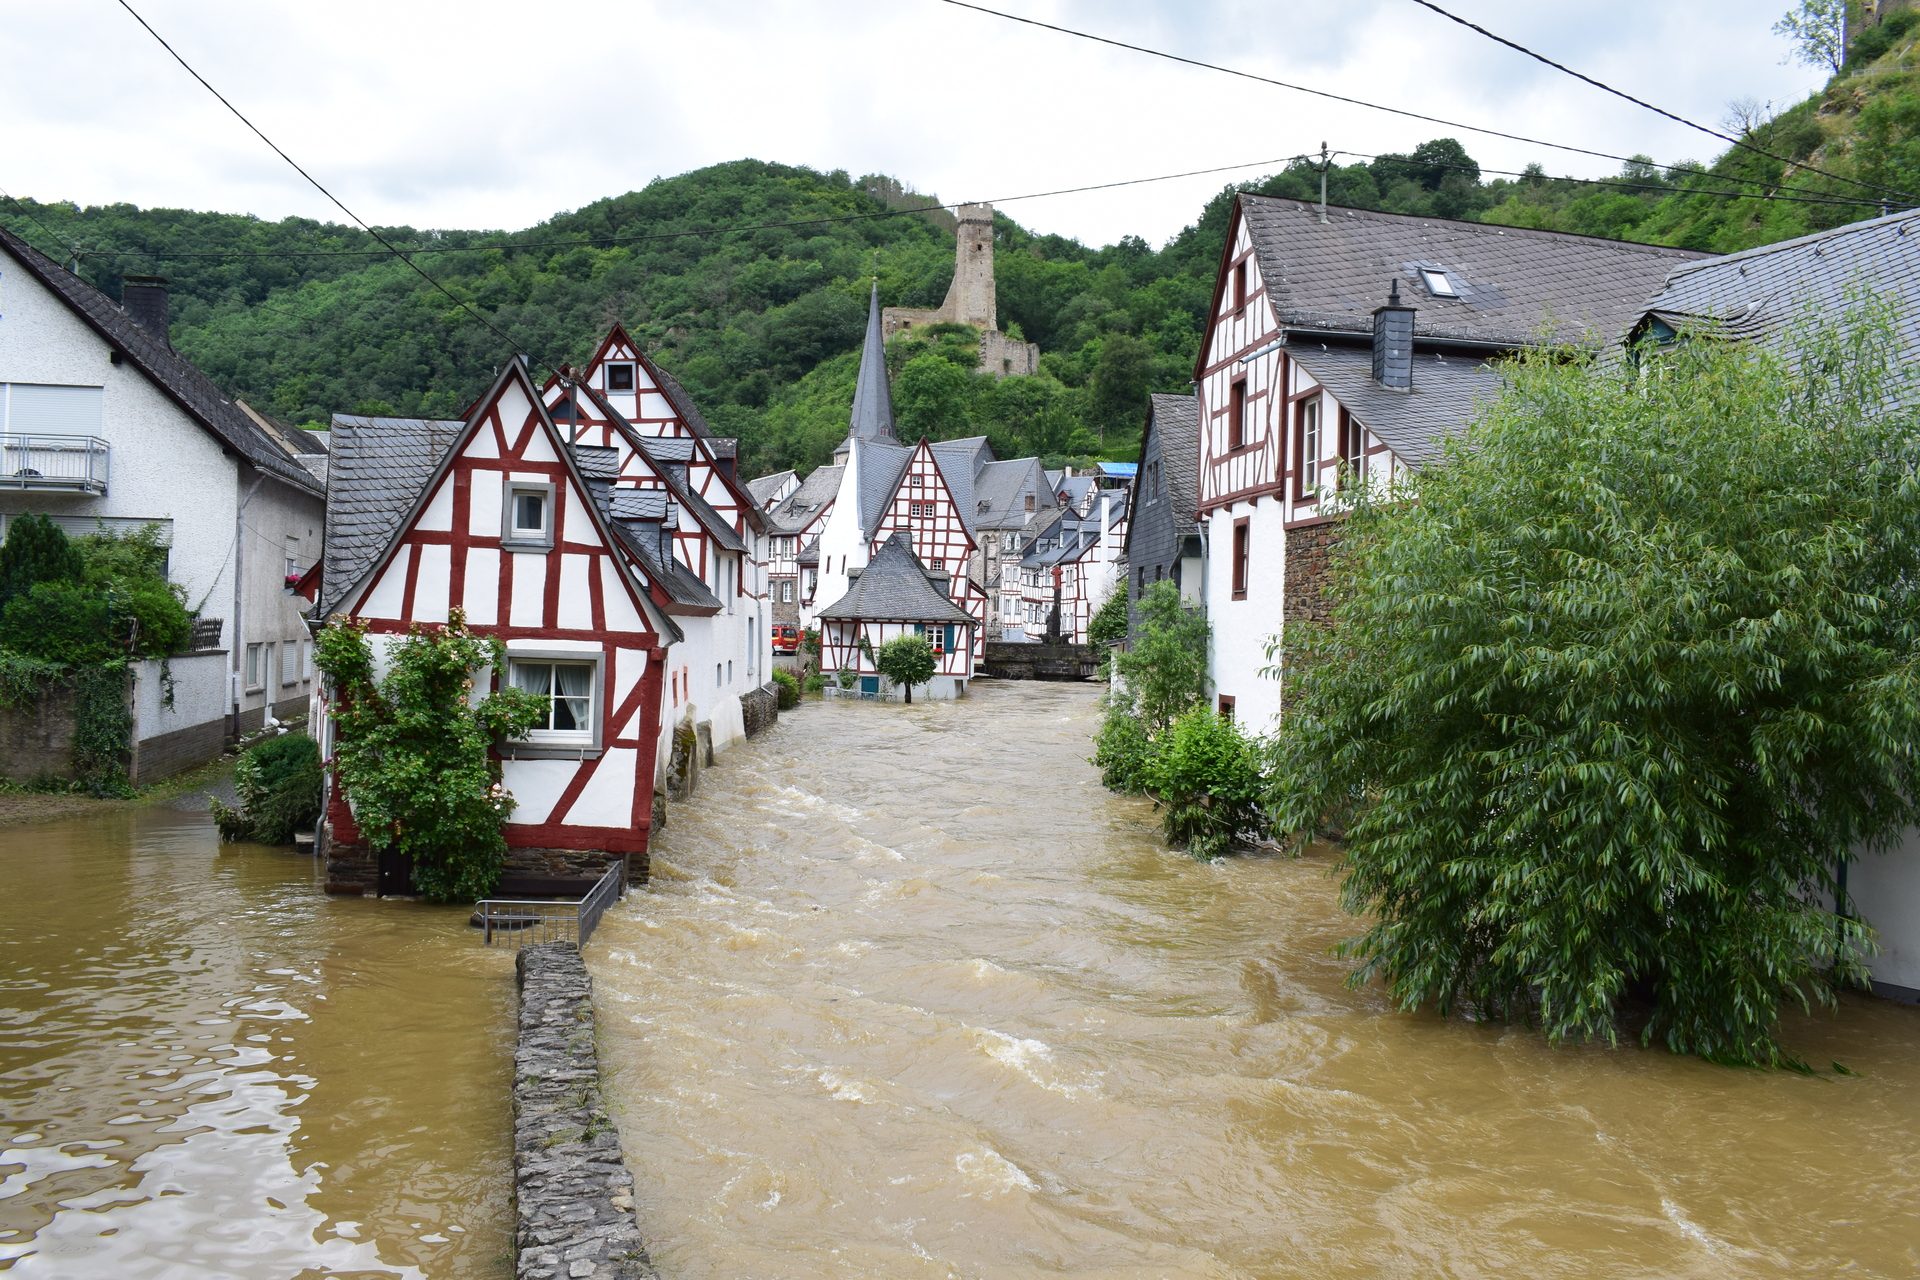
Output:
[[881, 203, 1040, 378]]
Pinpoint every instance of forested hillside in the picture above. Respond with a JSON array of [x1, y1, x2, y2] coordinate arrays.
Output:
[[4, 16, 1916, 478]]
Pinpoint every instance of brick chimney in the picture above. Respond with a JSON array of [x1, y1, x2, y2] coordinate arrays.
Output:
[[121, 276, 172, 348], [1372, 278, 1414, 391]]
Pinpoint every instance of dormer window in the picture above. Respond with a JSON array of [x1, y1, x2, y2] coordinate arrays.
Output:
[[606, 363, 636, 392], [1420, 269, 1458, 298], [503, 482, 555, 551]]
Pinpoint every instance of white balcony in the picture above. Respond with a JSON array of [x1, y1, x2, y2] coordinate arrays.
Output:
[[2, 434, 110, 495]]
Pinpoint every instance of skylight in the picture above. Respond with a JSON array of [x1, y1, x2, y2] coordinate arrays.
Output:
[[1420, 268, 1458, 297]]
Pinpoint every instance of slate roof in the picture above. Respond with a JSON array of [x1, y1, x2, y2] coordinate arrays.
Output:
[[747, 469, 796, 508], [767, 464, 842, 533], [845, 282, 898, 447], [971, 457, 1054, 530], [817, 531, 974, 623], [577, 385, 752, 548], [319, 413, 465, 615], [930, 437, 993, 536], [855, 438, 916, 537], [1287, 341, 1505, 467], [1628, 206, 1920, 359], [571, 445, 620, 481], [651, 364, 712, 438], [0, 227, 323, 497], [1146, 392, 1201, 525], [1238, 196, 1708, 350]]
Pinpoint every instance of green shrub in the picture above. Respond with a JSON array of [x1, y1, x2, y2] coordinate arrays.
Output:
[[770, 668, 801, 709], [1109, 580, 1209, 737], [836, 668, 858, 689], [1148, 708, 1263, 858], [212, 734, 323, 844], [1092, 695, 1157, 793], [875, 634, 937, 703], [1087, 584, 1129, 646], [803, 672, 826, 693], [0, 513, 84, 607]]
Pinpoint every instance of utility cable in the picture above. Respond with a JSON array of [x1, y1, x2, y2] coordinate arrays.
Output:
[[1403, 0, 1915, 202], [935, 0, 1897, 198], [112, 0, 546, 370]]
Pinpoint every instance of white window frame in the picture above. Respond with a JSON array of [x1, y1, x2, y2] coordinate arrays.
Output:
[[245, 642, 264, 691], [605, 363, 637, 392], [502, 481, 556, 552], [1420, 268, 1458, 297], [281, 640, 300, 687], [1299, 399, 1322, 496], [502, 652, 604, 758]]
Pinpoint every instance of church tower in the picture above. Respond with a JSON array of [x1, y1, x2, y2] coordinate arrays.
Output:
[[834, 282, 898, 467]]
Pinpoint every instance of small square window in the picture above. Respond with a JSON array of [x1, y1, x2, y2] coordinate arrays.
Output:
[[911, 474, 924, 488], [1420, 269, 1457, 297], [503, 482, 556, 551], [510, 658, 596, 744], [607, 364, 636, 391]]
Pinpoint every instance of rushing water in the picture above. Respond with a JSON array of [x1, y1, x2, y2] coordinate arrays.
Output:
[[596, 680, 1920, 1279], [0, 799, 515, 1279]]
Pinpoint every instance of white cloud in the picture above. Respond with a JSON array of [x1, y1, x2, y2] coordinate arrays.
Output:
[[0, 0, 1823, 249]]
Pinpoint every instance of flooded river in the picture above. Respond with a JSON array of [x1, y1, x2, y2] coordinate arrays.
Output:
[[0, 800, 514, 1278], [598, 680, 1920, 1279]]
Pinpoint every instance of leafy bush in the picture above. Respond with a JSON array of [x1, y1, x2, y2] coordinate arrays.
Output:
[[0, 513, 84, 606], [836, 668, 857, 689], [1108, 581, 1209, 737], [212, 734, 323, 844], [315, 611, 546, 901], [1087, 584, 1129, 646], [1148, 708, 1263, 858], [1091, 693, 1157, 793], [802, 672, 825, 693], [0, 521, 190, 662], [770, 668, 801, 709], [875, 634, 937, 703], [1264, 302, 1913, 1065]]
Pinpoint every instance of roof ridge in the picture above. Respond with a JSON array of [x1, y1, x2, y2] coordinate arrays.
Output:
[[1661, 205, 1920, 280], [1240, 193, 1709, 259]]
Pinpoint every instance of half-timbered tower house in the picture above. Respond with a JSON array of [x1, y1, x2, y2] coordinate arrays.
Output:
[[535, 326, 774, 757], [817, 532, 978, 699], [314, 362, 682, 895], [1194, 197, 1706, 728]]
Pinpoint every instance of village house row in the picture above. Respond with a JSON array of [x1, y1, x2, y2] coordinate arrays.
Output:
[[5, 192, 1918, 1002]]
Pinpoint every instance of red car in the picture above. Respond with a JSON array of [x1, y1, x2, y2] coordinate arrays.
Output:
[[772, 624, 800, 654]]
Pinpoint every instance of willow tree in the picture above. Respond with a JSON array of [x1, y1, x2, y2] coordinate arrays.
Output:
[[1265, 303, 1920, 1066]]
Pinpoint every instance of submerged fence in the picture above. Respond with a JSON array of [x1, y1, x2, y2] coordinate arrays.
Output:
[[475, 863, 625, 949]]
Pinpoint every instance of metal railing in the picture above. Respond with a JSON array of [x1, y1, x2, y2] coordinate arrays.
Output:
[[1, 434, 110, 494], [821, 684, 882, 701], [475, 863, 626, 949]]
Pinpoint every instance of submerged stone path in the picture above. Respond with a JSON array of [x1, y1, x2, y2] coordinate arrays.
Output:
[[513, 943, 655, 1280]]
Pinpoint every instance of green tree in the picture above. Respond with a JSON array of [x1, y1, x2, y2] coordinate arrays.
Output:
[[1087, 584, 1129, 646], [1112, 580, 1210, 737], [1088, 333, 1154, 440], [0, 514, 84, 607], [875, 633, 938, 703], [1775, 0, 1848, 74], [1148, 707, 1264, 857], [1264, 303, 1915, 1066], [314, 611, 547, 901]]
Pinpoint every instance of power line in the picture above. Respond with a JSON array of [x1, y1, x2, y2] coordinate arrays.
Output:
[[936, 0, 1897, 201], [1403, 0, 1915, 203], [112, 0, 544, 369], [0, 154, 1315, 263]]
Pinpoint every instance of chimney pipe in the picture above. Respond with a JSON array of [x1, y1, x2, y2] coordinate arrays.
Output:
[[121, 276, 172, 348], [1372, 278, 1415, 391]]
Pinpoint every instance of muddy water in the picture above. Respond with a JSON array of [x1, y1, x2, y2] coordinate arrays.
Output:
[[596, 681, 1920, 1279], [0, 802, 515, 1279]]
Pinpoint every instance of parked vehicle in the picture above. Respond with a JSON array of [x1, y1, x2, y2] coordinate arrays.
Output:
[[773, 624, 799, 654]]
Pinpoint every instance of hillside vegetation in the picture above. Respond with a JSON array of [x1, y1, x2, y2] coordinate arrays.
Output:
[[4, 18, 1916, 477]]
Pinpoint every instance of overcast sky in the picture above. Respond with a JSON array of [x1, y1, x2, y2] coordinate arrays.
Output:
[[0, 0, 1824, 250]]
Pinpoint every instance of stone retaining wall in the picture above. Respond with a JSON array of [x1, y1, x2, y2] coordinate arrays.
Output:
[[514, 942, 655, 1280], [740, 681, 779, 738], [981, 641, 1102, 681]]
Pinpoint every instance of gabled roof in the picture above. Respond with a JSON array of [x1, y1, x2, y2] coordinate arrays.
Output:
[[576, 385, 755, 547], [817, 531, 974, 624], [0, 227, 323, 498], [1234, 197, 1708, 353], [747, 469, 797, 508], [855, 437, 916, 537], [320, 413, 464, 616], [1145, 392, 1200, 525], [971, 456, 1054, 530], [929, 436, 991, 537], [1288, 342, 1505, 468], [767, 464, 842, 533], [1628, 206, 1920, 359]]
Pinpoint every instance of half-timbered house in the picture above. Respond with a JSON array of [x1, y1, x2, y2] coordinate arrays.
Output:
[[535, 326, 774, 757], [817, 531, 977, 699], [1003, 488, 1128, 644], [314, 361, 682, 895], [1194, 197, 1707, 728]]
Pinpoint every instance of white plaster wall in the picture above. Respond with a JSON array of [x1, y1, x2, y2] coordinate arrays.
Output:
[[1849, 833, 1920, 997], [131, 652, 229, 740], [239, 479, 325, 718], [1205, 501, 1285, 732]]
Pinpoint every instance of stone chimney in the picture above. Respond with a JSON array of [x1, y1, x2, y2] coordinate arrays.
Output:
[[121, 276, 172, 348], [1372, 278, 1415, 391]]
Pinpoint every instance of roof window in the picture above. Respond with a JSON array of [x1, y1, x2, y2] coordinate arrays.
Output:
[[1420, 269, 1458, 298]]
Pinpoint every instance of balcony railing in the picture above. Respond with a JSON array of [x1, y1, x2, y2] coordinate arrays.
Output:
[[1, 434, 110, 494], [474, 863, 625, 949]]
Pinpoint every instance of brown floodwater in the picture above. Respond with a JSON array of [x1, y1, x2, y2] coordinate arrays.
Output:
[[596, 680, 1920, 1279], [0, 800, 516, 1279]]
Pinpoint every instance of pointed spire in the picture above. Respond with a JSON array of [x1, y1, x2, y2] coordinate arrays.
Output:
[[847, 280, 896, 445]]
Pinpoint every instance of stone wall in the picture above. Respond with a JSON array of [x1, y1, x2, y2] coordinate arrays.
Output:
[[982, 642, 1102, 681], [130, 717, 227, 786], [513, 943, 655, 1280], [1282, 520, 1344, 628], [0, 673, 80, 782], [740, 681, 779, 738]]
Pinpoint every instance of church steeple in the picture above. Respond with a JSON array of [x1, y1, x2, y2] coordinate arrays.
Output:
[[837, 281, 896, 464]]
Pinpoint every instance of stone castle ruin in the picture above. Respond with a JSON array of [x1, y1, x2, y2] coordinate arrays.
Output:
[[882, 204, 1040, 378]]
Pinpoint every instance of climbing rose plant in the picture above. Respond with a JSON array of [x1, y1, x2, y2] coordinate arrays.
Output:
[[1264, 300, 1918, 1067], [315, 610, 546, 901]]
